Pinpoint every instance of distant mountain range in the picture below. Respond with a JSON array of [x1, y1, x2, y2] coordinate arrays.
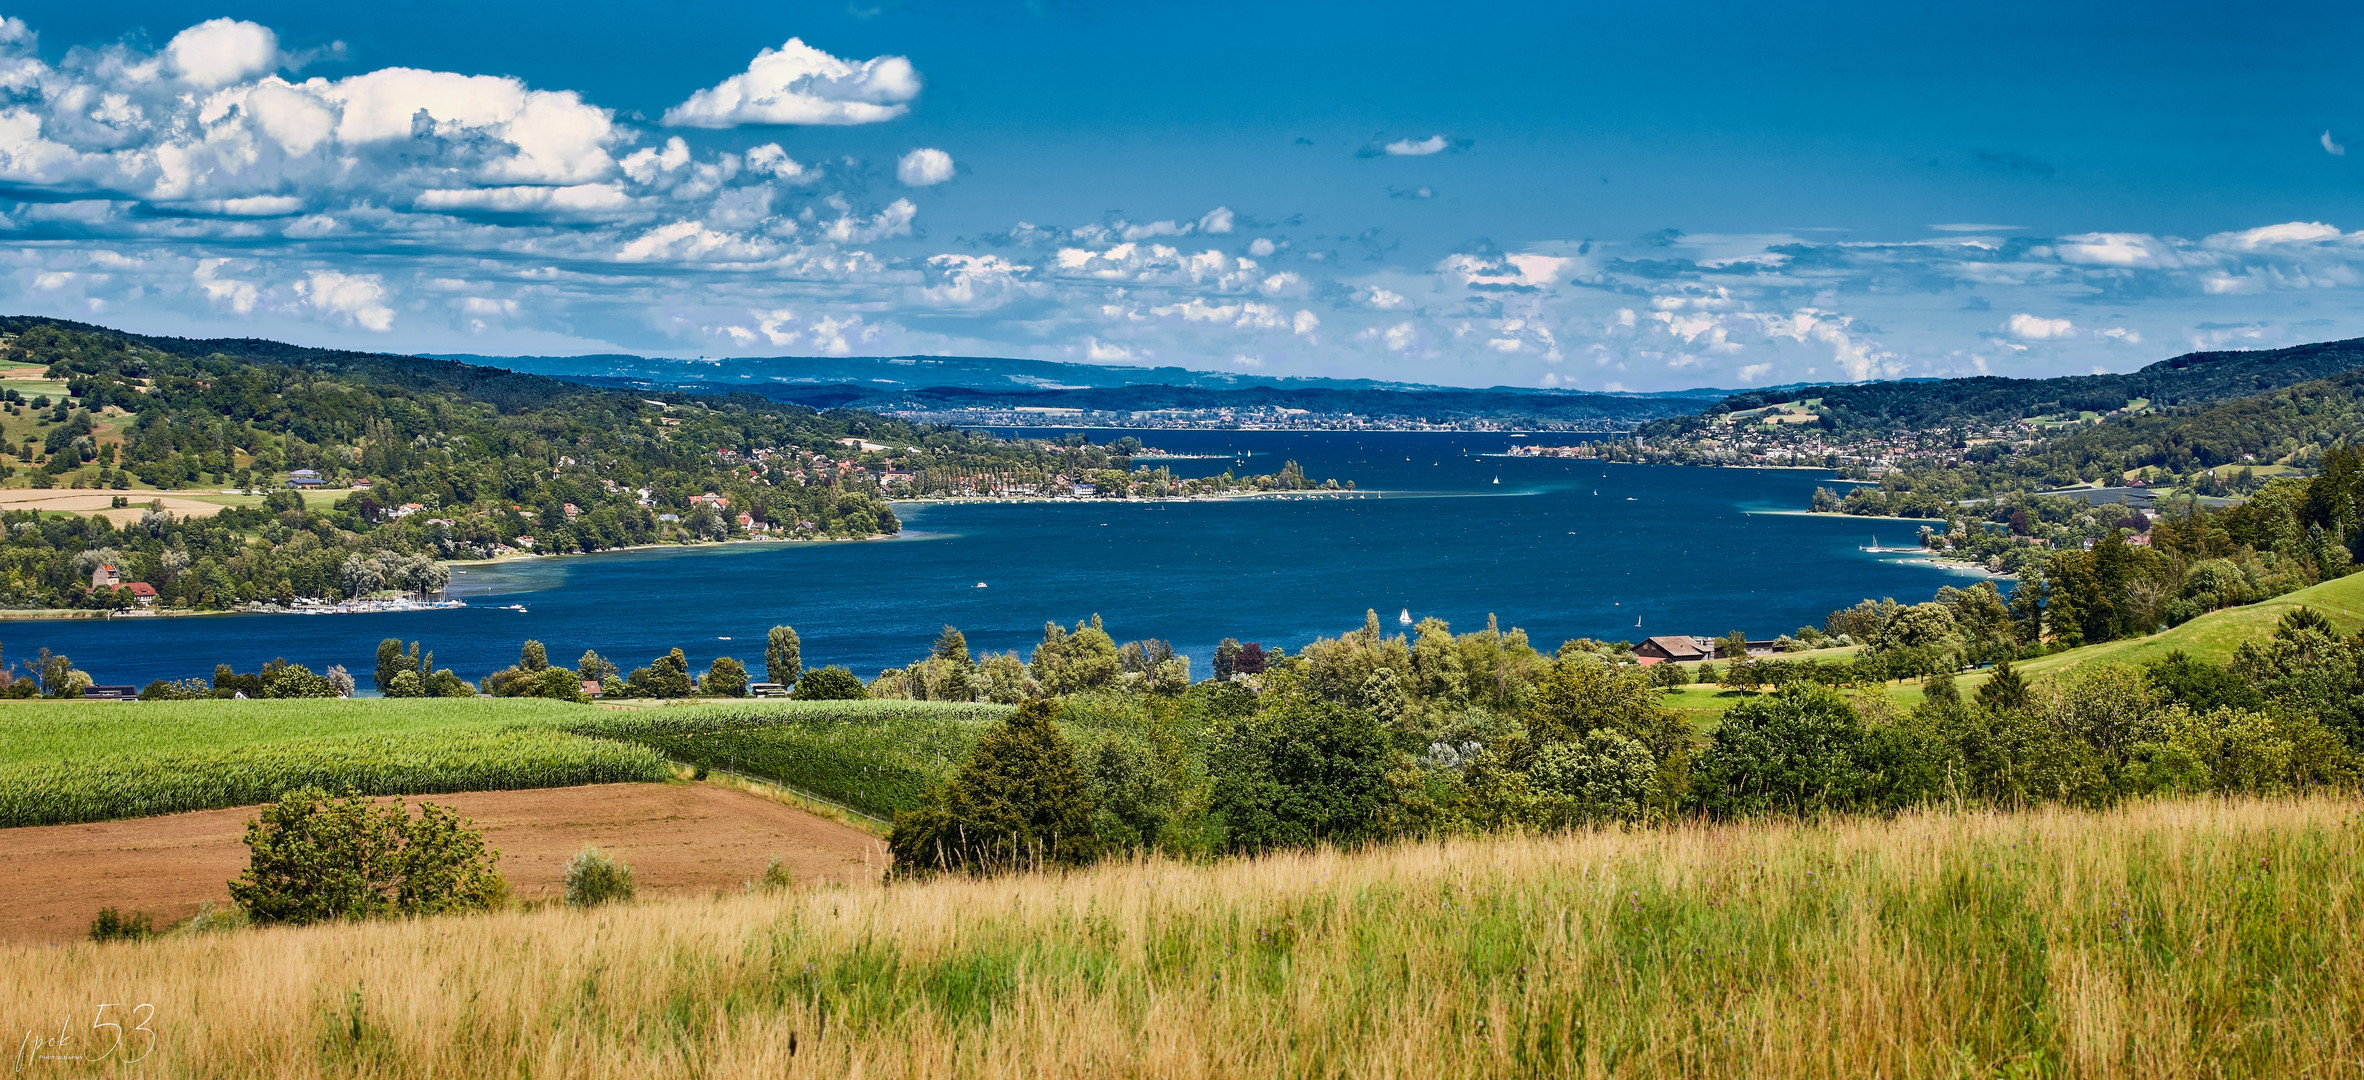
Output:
[[14, 314, 2364, 434], [428, 351, 1734, 424]]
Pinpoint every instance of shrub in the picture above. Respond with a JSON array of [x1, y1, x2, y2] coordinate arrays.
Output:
[[792, 666, 867, 700], [747, 857, 794, 893], [87, 907, 154, 942], [228, 787, 507, 925], [565, 845, 635, 907]]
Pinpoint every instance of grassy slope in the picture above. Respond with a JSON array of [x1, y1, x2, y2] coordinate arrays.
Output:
[[21, 797, 2359, 1078], [2001, 568, 2364, 682], [1666, 571, 2364, 724]]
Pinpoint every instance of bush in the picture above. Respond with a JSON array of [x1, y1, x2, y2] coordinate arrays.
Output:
[[792, 666, 867, 700], [747, 857, 794, 893], [228, 787, 508, 925], [87, 907, 154, 942], [564, 845, 635, 907]]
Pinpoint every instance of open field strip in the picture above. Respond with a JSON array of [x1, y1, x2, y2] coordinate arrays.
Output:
[[12, 796, 2360, 1078]]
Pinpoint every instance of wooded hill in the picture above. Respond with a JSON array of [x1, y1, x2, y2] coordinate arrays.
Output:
[[1666, 336, 2364, 436]]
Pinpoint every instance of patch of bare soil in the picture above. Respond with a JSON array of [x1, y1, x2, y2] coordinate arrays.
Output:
[[0, 782, 884, 944]]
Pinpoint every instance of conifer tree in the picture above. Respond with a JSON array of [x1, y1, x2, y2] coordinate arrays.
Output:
[[887, 700, 1098, 875]]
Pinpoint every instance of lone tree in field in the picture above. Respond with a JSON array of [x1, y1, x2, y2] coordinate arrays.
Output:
[[765, 625, 802, 686], [888, 700, 1098, 875], [229, 787, 506, 925]]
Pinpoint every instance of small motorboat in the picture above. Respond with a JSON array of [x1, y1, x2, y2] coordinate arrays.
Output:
[[975, 581, 988, 588]]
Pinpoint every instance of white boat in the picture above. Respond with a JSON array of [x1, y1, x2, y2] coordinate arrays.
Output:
[[975, 581, 988, 588], [1398, 608, 1412, 626]]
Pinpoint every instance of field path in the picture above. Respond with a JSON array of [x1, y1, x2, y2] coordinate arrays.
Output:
[[0, 782, 883, 943]]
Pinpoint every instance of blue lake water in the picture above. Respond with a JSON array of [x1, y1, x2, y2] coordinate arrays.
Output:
[[2, 431, 1986, 687]]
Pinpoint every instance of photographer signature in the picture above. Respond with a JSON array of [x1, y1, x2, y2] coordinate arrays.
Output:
[[16, 1005, 155, 1069]]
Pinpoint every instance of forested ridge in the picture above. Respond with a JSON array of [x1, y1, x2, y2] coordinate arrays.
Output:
[[1668, 335, 2364, 435], [0, 318, 1313, 612]]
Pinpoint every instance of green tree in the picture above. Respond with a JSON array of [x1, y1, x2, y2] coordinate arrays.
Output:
[[764, 625, 802, 686], [1717, 630, 1752, 660], [576, 649, 619, 682], [531, 666, 587, 702], [1030, 616, 1123, 694], [887, 700, 1100, 875], [373, 637, 407, 693], [1530, 728, 1660, 825], [625, 648, 695, 698], [1976, 660, 2029, 712], [704, 656, 749, 697], [1206, 689, 1394, 854], [1691, 684, 1870, 818]]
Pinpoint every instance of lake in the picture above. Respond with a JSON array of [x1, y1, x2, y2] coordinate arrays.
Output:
[[1, 431, 1985, 688]]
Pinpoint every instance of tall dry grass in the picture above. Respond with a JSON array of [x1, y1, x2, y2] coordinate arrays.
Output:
[[9, 797, 2363, 1078]]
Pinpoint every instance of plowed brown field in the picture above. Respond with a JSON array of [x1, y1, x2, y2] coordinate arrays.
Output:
[[0, 781, 884, 943]]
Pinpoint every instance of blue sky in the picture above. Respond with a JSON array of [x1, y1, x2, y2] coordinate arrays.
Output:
[[3, 1, 2363, 389]]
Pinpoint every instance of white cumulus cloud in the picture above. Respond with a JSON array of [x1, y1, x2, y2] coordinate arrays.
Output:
[[663, 38, 920, 127], [296, 270, 393, 331], [1385, 135, 1450, 156], [168, 18, 279, 87], [896, 147, 953, 186], [2006, 313, 2076, 340]]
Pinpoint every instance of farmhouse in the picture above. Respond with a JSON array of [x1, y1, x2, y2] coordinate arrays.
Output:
[[1632, 635, 1710, 665]]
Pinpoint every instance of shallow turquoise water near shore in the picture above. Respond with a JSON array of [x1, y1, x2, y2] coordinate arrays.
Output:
[[3, 431, 1982, 687]]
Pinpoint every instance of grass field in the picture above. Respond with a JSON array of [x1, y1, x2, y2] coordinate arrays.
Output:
[[0, 699, 667, 827], [15, 796, 2358, 1078]]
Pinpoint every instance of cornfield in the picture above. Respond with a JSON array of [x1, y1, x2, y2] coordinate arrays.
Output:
[[0, 729, 669, 827], [574, 701, 1013, 817]]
